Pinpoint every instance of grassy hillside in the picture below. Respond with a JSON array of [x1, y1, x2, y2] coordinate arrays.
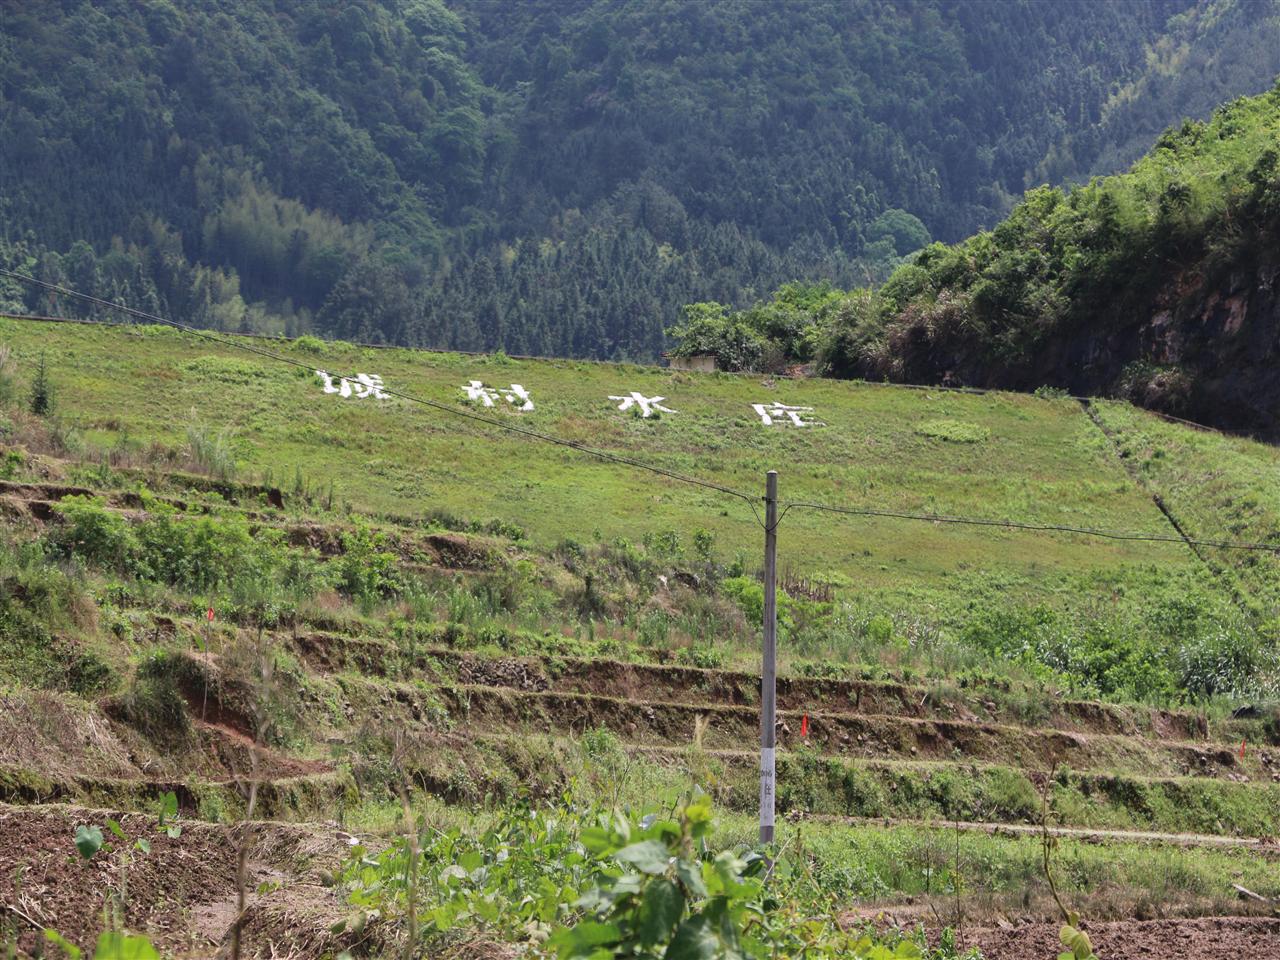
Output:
[[0, 316, 1190, 596], [1, 431, 1279, 956], [5, 320, 1280, 954], [7, 313, 1280, 705], [1089, 400, 1280, 612]]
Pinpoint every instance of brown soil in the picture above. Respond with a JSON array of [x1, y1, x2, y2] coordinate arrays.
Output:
[[283, 522, 505, 571], [196, 721, 333, 783], [0, 685, 328, 789], [0, 803, 354, 956], [0, 479, 96, 502], [0, 471, 283, 511], [293, 632, 1228, 742], [970, 916, 1280, 959], [0, 805, 237, 953], [457, 655, 550, 692]]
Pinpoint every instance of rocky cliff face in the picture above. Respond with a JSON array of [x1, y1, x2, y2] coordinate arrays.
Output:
[[881, 249, 1280, 437], [1149, 256, 1280, 434], [1043, 252, 1280, 435]]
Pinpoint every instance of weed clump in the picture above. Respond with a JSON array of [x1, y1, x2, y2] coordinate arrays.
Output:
[[0, 533, 115, 694], [185, 418, 238, 481], [121, 651, 193, 747], [986, 767, 1040, 821], [292, 334, 326, 354]]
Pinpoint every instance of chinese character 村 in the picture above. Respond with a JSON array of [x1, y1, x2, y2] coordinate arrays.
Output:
[[609, 392, 676, 418], [751, 402, 822, 427], [463, 381, 534, 411], [317, 371, 389, 400]]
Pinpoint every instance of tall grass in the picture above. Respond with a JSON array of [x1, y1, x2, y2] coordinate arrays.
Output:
[[185, 418, 238, 481]]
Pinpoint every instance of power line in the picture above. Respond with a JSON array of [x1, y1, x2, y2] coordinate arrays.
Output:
[[775, 500, 1280, 553], [0, 269, 766, 526]]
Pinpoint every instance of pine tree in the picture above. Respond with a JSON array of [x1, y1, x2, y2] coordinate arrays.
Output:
[[29, 352, 53, 417]]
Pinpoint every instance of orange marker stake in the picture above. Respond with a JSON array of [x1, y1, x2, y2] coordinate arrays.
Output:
[[1240, 739, 1247, 760], [801, 714, 809, 739]]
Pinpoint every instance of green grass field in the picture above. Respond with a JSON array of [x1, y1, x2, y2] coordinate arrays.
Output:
[[0, 316, 1203, 617], [1089, 400, 1280, 612]]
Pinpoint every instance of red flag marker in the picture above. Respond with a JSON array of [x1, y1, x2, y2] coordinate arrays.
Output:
[[800, 714, 809, 739], [206, 607, 215, 623]]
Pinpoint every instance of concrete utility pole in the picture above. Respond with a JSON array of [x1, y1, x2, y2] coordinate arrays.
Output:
[[760, 470, 778, 844]]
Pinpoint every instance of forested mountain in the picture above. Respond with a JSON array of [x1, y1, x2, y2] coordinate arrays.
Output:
[[675, 81, 1280, 434], [2, 0, 1278, 361]]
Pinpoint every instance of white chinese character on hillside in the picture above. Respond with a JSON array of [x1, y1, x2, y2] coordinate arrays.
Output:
[[609, 392, 676, 418], [501, 384, 534, 411], [751, 402, 822, 427], [351, 374, 389, 399], [317, 371, 389, 400], [463, 380, 534, 411], [464, 380, 499, 406]]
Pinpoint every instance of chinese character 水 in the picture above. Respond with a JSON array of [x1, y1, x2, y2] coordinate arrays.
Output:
[[609, 392, 676, 418]]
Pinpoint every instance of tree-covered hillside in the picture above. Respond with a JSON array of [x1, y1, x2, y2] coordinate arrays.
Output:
[[1036, 0, 1280, 186], [2, 0, 1278, 360], [673, 81, 1280, 433]]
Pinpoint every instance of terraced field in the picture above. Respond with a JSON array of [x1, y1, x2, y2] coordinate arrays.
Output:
[[4, 318, 1280, 956], [0, 461, 1278, 957]]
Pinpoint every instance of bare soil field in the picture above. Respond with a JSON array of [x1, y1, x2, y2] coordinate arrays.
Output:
[[969, 916, 1280, 960], [0, 804, 355, 957]]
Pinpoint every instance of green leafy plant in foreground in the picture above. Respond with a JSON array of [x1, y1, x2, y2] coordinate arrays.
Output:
[[73, 824, 104, 860], [552, 794, 956, 960], [340, 794, 591, 944], [340, 793, 974, 959], [44, 930, 160, 960], [156, 790, 182, 839]]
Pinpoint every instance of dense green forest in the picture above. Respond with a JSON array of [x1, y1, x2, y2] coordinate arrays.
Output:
[[675, 81, 1280, 432], [2, 0, 1278, 360]]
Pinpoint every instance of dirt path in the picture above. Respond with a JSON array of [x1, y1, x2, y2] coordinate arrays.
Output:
[[970, 916, 1280, 959], [805, 813, 1280, 852]]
